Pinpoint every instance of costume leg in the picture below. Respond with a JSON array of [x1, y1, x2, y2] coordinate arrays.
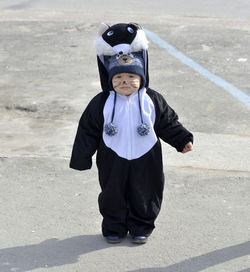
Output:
[[96, 142, 129, 237], [127, 141, 165, 236]]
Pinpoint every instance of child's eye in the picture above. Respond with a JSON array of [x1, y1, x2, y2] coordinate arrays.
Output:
[[107, 30, 114, 36], [127, 27, 134, 34]]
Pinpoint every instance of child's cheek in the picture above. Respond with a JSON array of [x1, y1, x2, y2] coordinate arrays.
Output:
[[113, 80, 121, 88]]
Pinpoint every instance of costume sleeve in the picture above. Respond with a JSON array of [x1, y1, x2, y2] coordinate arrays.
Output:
[[151, 90, 193, 152], [69, 93, 107, 170]]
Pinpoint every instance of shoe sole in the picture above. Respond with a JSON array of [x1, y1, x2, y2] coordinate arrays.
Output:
[[131, 239, 147, 244], [106, 238, 121, 244]]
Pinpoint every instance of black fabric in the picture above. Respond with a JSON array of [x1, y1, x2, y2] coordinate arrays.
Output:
[[70, 88, 193, 236], [102, 23, 139, 47], [96, 140, 164, 237], [97, 56, 110, 92], [69, 92, 109, 170], [70, 88, 193, 170]]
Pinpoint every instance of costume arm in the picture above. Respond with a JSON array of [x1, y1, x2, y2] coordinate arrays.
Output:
[[154, 92, 193, 152], [70, 93, 105, 170]]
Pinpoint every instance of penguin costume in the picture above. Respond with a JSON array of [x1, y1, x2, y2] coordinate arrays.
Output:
[[70, 23, 193, 240]]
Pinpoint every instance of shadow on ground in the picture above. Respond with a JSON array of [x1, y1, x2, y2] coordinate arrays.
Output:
[[0, 235, 112, 271], [0, 236, 249, 272], [129, 241, 250, 272]]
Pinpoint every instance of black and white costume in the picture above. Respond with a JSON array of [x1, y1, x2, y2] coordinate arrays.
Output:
[[70, 23, 193, 237]]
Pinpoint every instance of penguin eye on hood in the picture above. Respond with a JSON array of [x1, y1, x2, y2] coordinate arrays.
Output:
[[127, 27, 134, 34], [107, 30, 114, 36]]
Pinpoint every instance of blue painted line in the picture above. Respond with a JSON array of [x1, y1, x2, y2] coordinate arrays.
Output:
[[144, 28, 250, 108]]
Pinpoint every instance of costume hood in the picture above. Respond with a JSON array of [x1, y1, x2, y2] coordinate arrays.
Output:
[[95, 22, 149, 92]]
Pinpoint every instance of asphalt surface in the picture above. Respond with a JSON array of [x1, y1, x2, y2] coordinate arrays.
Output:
[[0, 1, 250, 272]]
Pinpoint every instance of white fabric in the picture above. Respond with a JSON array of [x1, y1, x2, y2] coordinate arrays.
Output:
[[103, 88, 157, 160], [95, 29, 149, 56], [112, 44, 131, 54], [130, 29, 149, 52]]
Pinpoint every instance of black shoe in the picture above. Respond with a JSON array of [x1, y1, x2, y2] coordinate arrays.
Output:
[[131, 235, 148, 244], [106, 235, 121, 244]]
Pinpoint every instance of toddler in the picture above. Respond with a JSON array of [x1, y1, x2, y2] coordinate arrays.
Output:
[[70, 23, 193, 244]]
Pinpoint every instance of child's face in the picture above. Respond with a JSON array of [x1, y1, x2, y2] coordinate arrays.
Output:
[[112, 73, 141, 96]]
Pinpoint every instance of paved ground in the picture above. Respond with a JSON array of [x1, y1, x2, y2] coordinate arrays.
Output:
[[0, 1, 250, 271]]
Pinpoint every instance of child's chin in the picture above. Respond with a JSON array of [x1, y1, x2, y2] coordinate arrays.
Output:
[[117, 88, 138, 96]]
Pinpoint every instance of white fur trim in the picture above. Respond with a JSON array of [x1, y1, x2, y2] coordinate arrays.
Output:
[[95, 36, 114, 56], [95, 28, 149, 56], [130, 29, 149, 52]]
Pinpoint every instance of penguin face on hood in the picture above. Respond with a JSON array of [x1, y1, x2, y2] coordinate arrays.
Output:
[[95, 23, 149, 56], [102, 23, 139, 47]]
